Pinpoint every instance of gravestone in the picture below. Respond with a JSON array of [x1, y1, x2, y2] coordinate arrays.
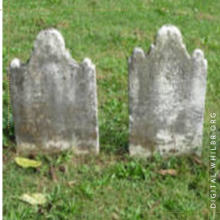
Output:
[[129, 25, 207, 157], [10, 28, 99, 154]]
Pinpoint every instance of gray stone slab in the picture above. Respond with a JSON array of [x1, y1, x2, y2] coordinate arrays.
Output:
[[129, 25, 207, 157], [10, 28, 99, 154]]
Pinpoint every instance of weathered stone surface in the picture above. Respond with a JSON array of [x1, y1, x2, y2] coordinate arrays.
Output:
[[10, 28, 99, 154], [129, 25, 207, 157]]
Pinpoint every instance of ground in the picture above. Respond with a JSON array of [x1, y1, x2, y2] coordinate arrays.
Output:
[[3, 0, 220, 219]]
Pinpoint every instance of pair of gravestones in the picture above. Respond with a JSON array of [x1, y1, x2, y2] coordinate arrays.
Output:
[[10, 25, 207, 157]]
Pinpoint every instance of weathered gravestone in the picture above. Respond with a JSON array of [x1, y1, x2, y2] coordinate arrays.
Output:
[[129, 25, 207, 157], [10, 28, 99, 154]]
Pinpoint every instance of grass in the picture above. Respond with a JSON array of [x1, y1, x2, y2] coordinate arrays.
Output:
[[3, 152, 215, 219], [3, 0, 220, 219]]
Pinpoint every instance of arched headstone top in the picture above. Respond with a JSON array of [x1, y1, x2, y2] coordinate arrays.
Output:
[[29, 28, 73, 64], [130, 25, 194, 62], [156, 24, 183, 44]]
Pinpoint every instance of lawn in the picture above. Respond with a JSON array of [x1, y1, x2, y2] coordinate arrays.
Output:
[[3, 0, 220, 219]]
